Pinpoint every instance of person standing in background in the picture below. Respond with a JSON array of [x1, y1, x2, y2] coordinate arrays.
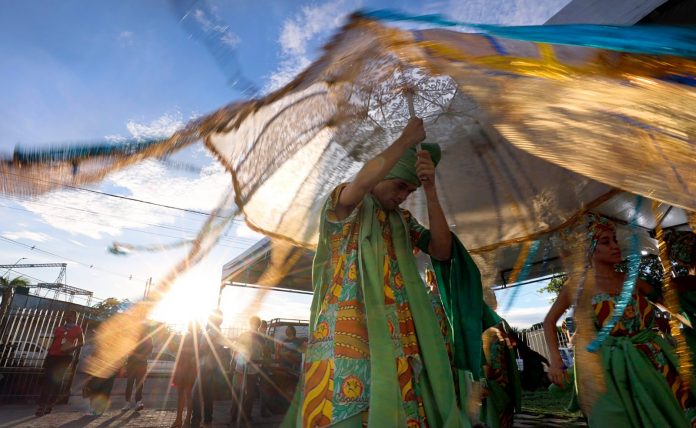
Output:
[[231, 316, 263, 426], [278, 325, 304, 372], [191, 309, 225, 428], [35, 310, 84, 417], [122, 324, 154, 411], [171, 321, 199, 428]]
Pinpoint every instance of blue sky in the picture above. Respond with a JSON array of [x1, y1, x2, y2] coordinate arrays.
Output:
[[0, 0, 567, 328]]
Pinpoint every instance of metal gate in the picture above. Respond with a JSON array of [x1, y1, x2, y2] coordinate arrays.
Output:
[[0, 308, 89, 403], [520, 326, 570, 363]]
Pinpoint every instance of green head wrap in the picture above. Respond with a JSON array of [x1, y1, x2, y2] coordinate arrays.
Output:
[[384, 143, 441, 187]]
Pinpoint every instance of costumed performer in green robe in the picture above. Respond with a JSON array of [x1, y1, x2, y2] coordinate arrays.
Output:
[[283, 116, 472, 428]]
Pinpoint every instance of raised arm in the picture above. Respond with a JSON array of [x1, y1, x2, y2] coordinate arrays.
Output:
[[543, 282, 573, 387], [335, 118, 425, 220], [416, 151, 451, 260]]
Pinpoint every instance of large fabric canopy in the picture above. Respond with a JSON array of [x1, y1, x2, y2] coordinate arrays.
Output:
[[2, 12, 694, 288], [201, 14, 696, 284], [2, 11, 695, 381]]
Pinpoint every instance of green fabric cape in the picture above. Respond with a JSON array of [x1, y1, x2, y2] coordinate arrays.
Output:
[[283, 195, 466, 427], [431, 235, 501, 379], [587, 328, 689, 427]]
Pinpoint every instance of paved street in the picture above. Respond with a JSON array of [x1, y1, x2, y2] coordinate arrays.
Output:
[[0, 375, 283, 428], [0, 374, 587, 427]]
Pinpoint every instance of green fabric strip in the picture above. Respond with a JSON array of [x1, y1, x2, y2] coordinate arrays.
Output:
[[589, 328, 689, 427], [359, 197, 403, 427], [391, 210, 465, 428], [281, 198, 335, 428], [431, 234, 498, 379], [481, 380, 509, 428]]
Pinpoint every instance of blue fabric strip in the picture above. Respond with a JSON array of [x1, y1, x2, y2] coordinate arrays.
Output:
[[361, 9, 696, 59], [483, 34, 508, 56], [502, 240, 541, 313], [13, 139, 162, 163]]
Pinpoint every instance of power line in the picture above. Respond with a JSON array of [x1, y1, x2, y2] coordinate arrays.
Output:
[[0, 192, 209, 232], [4, 170, 245, 222], [0, 202, 252, 250], [0, 171, 263, 283], [4, 267, 104, 305], [3, 267, 50, 285], [72, 185, 238, 219], [0, 199, 256, 249], [4, 171, 264, 249], [0, 235, 145, 282]]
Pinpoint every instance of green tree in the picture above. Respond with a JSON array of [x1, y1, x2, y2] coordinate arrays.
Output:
[[537, 275, 567, 303], [616, 254, 664, 289], [0, 276, 29, 316], [91, 297, 131, 321], [0, 276, 31, 331]]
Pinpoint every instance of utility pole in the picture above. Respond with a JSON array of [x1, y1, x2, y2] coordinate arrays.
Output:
[[143, 277, 152, 299]]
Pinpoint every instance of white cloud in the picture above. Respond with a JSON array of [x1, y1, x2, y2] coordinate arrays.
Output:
[[229, 222, 263, 240], [104, 134, 127, 143], [69, 239, 87, 248], [125, 112, 185, 141], [192, 8, 241, 48], [2, 231, 52, 242], [265, 0, 361, 92], [496, 305, 550, 328], [265, 0, 569, 93], [108, 159, 230, 212], [21, 159, 230, 239], [107, 111, 199, 143], [117, 31, 135, 47], [19, 113, 232, 239]]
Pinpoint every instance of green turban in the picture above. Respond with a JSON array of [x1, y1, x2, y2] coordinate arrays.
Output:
[[384, 143, 441, 187]]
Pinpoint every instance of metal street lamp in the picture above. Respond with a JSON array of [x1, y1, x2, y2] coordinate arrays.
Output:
[[2, 257, 27, 279]]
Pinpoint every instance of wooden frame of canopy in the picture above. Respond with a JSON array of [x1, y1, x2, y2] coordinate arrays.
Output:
[[220, 192, 692, 295]]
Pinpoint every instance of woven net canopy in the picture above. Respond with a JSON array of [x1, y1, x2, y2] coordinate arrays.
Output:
[[1, 12, 694, 287]]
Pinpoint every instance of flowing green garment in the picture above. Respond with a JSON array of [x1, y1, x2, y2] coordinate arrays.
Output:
[[481, 320, 522, 428], [431, 236, 500, 379], [283, 195, 465, 427], [431, 234, 505, 424], [481, 377, 519, 428], [587, 329, 689, 427]]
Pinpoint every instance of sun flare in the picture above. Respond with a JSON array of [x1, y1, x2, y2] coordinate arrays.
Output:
[[149, 268, 221, 328]]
